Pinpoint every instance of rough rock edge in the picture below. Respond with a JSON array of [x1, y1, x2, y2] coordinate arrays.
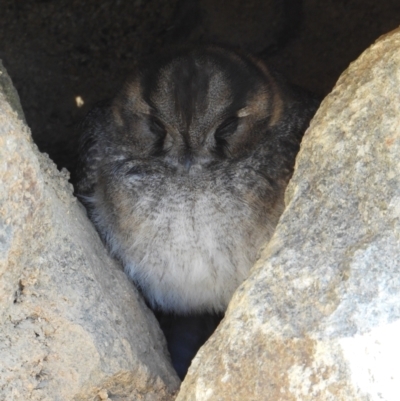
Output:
[[0, 59, 26, 123], [0, 62, 180, 401], [176, 27, 400, 401]]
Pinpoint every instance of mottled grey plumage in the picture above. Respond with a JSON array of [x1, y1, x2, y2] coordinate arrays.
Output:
[[76, 45, 318, 377], [77, 45, 318, 314]]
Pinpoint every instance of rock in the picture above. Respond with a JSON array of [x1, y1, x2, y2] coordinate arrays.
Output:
[[0, 61, 179, 401], [176, 27, 400, 401], [0, 59, 25, 123]]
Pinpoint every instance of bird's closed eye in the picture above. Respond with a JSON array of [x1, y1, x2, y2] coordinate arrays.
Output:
[[148, 115, 168, 156], [213, 116, 240, 158], [214, 116, 239, 139], [149, 116, 167, 139]]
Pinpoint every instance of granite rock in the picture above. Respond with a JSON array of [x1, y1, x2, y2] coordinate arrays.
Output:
[[0, 61, 179, 401], [176, 27, 400, 401]]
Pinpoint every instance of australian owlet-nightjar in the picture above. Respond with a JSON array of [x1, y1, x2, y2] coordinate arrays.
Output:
[[76, 45, 319, 379]]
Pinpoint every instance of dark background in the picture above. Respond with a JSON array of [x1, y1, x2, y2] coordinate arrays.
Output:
[[1, 0, 399, 175]]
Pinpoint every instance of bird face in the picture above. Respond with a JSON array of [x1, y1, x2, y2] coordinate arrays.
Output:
[[110, 47, 284, 174]]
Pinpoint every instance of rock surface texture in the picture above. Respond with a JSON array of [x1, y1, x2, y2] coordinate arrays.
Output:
[[176, 28, 400, 401], [0, 62, 179, 401]]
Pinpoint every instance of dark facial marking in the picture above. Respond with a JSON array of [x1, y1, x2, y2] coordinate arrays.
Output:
[[214, 116, 239, 139], [171, 56, 210, 132], [148, 115, 167, 156], [213, 115, 240, 158]]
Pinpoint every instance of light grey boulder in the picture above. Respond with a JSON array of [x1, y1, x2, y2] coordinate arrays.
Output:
[[0, 61, 180, 401], [176, 28, 400, 401]]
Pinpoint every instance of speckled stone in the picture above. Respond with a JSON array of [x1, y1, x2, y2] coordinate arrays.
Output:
[[176, 27, 400, 401], [0, 61, 179, 401]]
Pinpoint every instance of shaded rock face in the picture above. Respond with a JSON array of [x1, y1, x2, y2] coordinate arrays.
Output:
[[0, 63, 179, 400], [176, 28, 400, 401]]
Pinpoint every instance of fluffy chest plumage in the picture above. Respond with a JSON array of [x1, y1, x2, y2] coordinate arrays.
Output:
[[91, 167, 281, 313]]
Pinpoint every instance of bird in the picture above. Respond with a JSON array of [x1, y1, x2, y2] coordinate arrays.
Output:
[[75, 45, 319, 379]]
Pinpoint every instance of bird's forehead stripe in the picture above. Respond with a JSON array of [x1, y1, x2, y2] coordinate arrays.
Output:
[[151, 63, 234, 127]]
